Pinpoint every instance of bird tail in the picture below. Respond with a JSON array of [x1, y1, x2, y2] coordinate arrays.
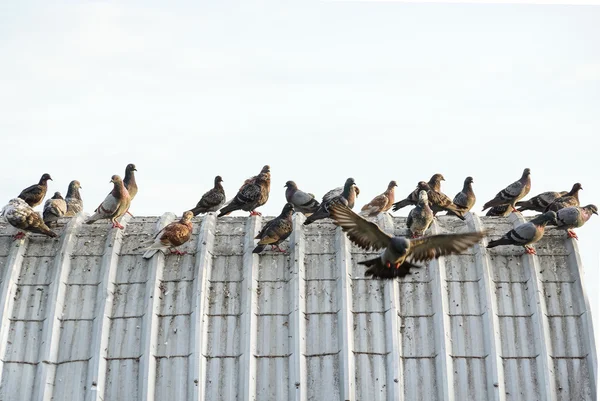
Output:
[[143, 248, 160, 259], [40, 226, 58, 238], [446, 206, 466, 221], [86, 212, 102, 225], [515, 201, 526, 207], [392, 199, 411, 212], [217, 202, 238, 217], [360, 258, 421, 279], [487, 238, 511, 248], [303, 209, 328, 225], [189, 206, 204, 216], [252, 244, 266, 254]]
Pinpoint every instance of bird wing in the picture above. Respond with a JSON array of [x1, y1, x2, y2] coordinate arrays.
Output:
[[556, 207, 579, 226], [453, 191, 469, 209], [329, 203, 392, 251], [323, 187, 342, 203], [161, 222, 192, 247], [19, 184, 43, 203], [96, 194, 120, 217], [502, 180, 523, 198], [361, 194, 388, 214], [408, 232, 486, 263], [292, 189, 316, 207]]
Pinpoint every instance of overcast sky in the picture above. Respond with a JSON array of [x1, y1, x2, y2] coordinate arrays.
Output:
[[1, 1, 599, 351]]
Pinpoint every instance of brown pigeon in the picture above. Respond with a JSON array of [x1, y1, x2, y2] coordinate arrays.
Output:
[[407, 190, 434, 238], [359, 181, 397, 217], [218, 168, 270, 217], [238, 165, 270, 190], [545, 183, 583, 212], [482, 168, 531, 213], [284, 181, 320, 215], [189, 175, 226, 216], [18, 173, 52, 208], [43, 192, 67, 228], [447, 176, 476, 214], [304, 178, 357, 225], [253, 203, 295, 253], [2, 198, 57, 240], [86, 175, 131, 229], [392, 173, 443, 211], [329, 203, 485, 279], [487, 211, 557, 254], [65, 180, 83, 216], [142, 211, 194, 258], [428, 173, 445, 192], [549, 204, 597, 240], [402, 182, 466, 220]]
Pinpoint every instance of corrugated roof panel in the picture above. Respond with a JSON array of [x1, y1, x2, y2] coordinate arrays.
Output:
[[0, 213, 596, 401]]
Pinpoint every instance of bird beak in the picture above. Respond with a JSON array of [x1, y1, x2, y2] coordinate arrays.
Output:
[[134, 168, 137, 171], [594, 211, 598, 215]]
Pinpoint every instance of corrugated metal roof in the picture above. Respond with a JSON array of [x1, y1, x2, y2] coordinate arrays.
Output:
[[0, 212, 596, 401]]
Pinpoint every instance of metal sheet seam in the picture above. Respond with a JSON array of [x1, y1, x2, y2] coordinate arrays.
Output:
[[191, 213, 216, 401], [34, 214, 85, 401], [377, 213, 403, 400], [468, 213, 507, 401], [335, 226, 356, 401], [239, 216, 261, 401], [84, 214, 131, 401], [289, 213, 307, 401], [564, 237, 598, 397], [0, 232, 30, 383], [510, 213, 557, 401], [429, 219, 456, 401], [139, 213, 175, 401]]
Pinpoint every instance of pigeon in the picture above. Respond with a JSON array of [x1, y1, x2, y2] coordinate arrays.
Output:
[[545, 183, 583, 212], [284, 181, 320, 215], [18, 173, 52, 208], [486, 205, 512, 217], [487, 211, 557, 254], [407, 190, 434, 238], [329, 203, 486, 279], [238, 165, 270, 190], [253, 203, 295, 253], [123, 163, 138, 200], [321, 182, 359, 210], [359, 181, 398, 217], [392, 173, 443, 211], [447, 176, 476, 214], [1, 198, 57, 240], [304, 178, 357, 225], [142, 211, 194, 259], [86, 175, 131, 229], [515, 189, 568, 213], [549, 204, 597, 240], [43, 192, 67, 228], [189, 175, 226, 216], [414, 182, 467, 220], [65, 180, 83, 216], [482, 168, 531, 213], [218, 168, 270, 217]]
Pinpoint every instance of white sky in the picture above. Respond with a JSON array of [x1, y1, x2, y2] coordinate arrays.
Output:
[[1, 0, 599, 359]]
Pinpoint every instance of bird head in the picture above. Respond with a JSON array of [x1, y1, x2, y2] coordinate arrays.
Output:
[[260, 165, 270, 174], [584, 204, 598, 215], [465, 176, 474, 184], [522, 168, 531, 177], [215, 175, 223, 184], [388, 180, 398, 188], [417, 181, 430, 191], [126, 164, 137, 172], [52, 192, 63, 200], [181, 211, 194, 222], [70, 180, 82, 190], [389, 237, 410, 255], [284, 180, 297, 188], [281, 203, 295, 216], [430, 173, 445, 183], [571, 183, 583, 192], [41, 173, 53, 182], [110, 175, 123, 184]]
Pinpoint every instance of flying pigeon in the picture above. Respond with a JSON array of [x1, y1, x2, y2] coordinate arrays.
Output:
[[65, 180, 83, 216], [329, 203, 485, 279], [2, 198, 57, 240], [487, 211, 557, 254], [43, 192, 67, 228], [189, 175, 226, 216], [86, 175, 131, 229], [516, 189, 569, 213], [18, 173, 52, 208], [143, 211, 194, 258], [253, 203, 295, 253], [447, 176, 475, 214], [482, 168, 531, 213], [545, 183, 583, 212], [549, 204, 597, 240], [123, 163, 138, 200], [284, 181, 320, 215], [486, 205, 512, 217], [407, 190, 434, 238], [392, 173, 444, 211], [359, 181, 398, 217], [304, 178, 357, 225], [218, 168, 270, 217]]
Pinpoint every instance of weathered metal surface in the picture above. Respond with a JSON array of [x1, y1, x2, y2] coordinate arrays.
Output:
[[0, 213, 595, 401]]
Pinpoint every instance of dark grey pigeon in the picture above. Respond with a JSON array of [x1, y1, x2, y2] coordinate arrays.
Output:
[[123, 163, 138, 200], [545, 183, 583, 212], [18, 173, 52, 208], [285, 181, 320, 215], [487, 211, 556, 254], [482, 168, 531, 213], [65, 180, 83, 216], [253, 203, 295, 253], [486, 205, 512, 217], [218, 168, 270, 217], [190, 176, 226, 216], [304, 178, 357, 225]]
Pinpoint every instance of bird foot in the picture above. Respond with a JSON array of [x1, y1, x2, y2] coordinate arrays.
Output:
[[524, 246, 537, 255], [249, 211, 262, 216], [385, 261, 391, 268], [567, 230, 579, 240], [511, 207, 522, 215], [394, 263, 401, 269], [170, 249, 186, 255], [112, 221, 125, 230], [13, 232, 25, 241], [270, 245, 285, 253], [126, 210, 134, 217]]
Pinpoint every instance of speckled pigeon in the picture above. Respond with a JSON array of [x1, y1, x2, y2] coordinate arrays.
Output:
[[143, 211, 194, 258], [43, 192, 67, 227], [190, 176, 226, 216], [486, 205, 512, 217], [285, 181, 320, 215], [86, 175, 131, 229], [65, 180, 83, 216], [360, 181, 397, 217], [18, 173, 52, 208], [487, 211, 556, 254], [1, 198, 57, 240], [304, 178, 357, 225], [516, 189, 568, 213], [549, 204, 597, 240], [447, 176, 475, 214], [545, 183, 583, 212], [482, 168, 531, 212], [329, 203, 486, 279], [218, 168, 270, 217], [407, 190, 434, 238], [253, 203, 295, 253]]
